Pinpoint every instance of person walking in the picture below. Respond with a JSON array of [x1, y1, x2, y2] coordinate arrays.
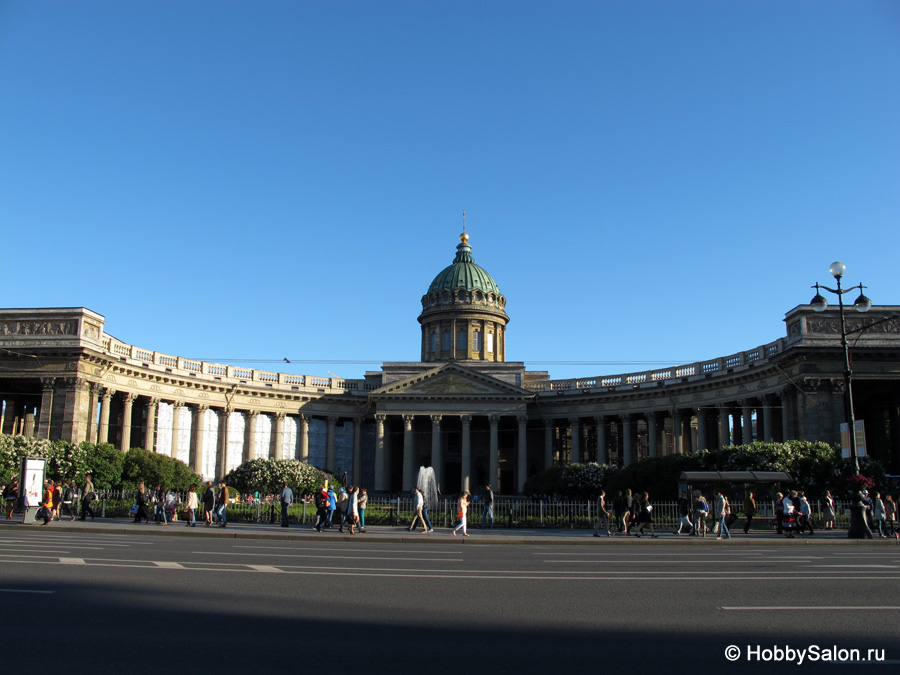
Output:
[[51, 481, 62, 521], [215, 481, 229, 527], [184, 484, 198, 527], [481, 484, 494, 529], [337, 487, 350, 532], [80, 473, 96, 521], [798, 495, 815, 535], [133, 480, 151, 524], [692, 490, 709, 537], [347, 486, 359, 535], [4, 478, 18, 520], [325, 486, 336, 529], [593, 489, 612, 537], [634, 492, 658, 538], [781, 492, 797, 538], [279, 481, 293, 528], [675, 490, 693, 535], [452, 491, 470, 536], [743, 492, 756, 534], [885, 495, 897, 537], [714, 491, 731, 539], [408, 487, 428, 532], [314, 486, 329, 532], [823, 490, 836, 530], [38, 481, 54, 525], [872, 492, 887, 538], [202, 481, 216, 525], [612, 491, 626, 533], [357, 488, 368, 532], [154, 483, 168, 525], [60, 480, 77, 521]]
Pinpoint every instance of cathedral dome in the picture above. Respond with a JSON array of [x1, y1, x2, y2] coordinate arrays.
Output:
[[426, 232, 502, 297], [418, 233, 508, 363]]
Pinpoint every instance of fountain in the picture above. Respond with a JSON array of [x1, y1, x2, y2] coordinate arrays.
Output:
[[417, 466, 439, 508]]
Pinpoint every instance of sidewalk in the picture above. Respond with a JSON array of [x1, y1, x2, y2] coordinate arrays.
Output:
[[2, 516, 896, 546]]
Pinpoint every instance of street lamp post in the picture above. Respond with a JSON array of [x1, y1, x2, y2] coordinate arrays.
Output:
[[809, 262, 871, 475]]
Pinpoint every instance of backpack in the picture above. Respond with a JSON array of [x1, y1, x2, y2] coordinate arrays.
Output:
[[315, 492, 328, 509], [62, 485, 74, 502]]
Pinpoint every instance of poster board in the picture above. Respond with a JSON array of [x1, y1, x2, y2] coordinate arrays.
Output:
[[20, 457, 46, 524], [840, 420, 867, 459]]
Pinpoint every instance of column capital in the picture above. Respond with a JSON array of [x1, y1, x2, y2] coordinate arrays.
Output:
[[374, 413, 387, 423], [120, 392, 137, 404], [516, 414, 528, 425], [568, 416, 581, 425], [402, 414, 415, 429], [101, 387, 116, 400], [144, 397, 160, 408], [298, 413, 310, 423], [488, 414, 500, 425], [246, 409, 260, 420], [192, 403, 209, 414], [64, 376, 88, 390], [460, 414, 472, 425], [274, 411, 286, 421], [41, 377, 56, 391], [171, 400, 185, 409], [430, 414, 442, 426]]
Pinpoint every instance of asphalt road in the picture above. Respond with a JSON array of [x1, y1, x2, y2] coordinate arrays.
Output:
[[1, 528, 898, 674]]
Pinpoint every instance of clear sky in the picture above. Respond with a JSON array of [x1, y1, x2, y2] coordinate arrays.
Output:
[[2, 1, 898, 381]]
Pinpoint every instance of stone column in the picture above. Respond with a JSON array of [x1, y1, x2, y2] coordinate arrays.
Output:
[[298, 414, 309, 463], [742, 401, 754, 445], [374, 414, 387, 491], [273, 412, 285, 461], [171, 402, 184, 459], [544, 420, 554, 469], [781, 388, 794, 441], [119, 392, 137, 452], [143, 397, 159, 452], [622, 414, 636, 466], [489, 414, 500, 490], [402, 414, 415, 492], [326, 416, 337, 471], [190, 404, 208, 476], [696, 407, 709, 452], [244, 410, 259, 462], [85, 383, 100, 444], [672, 410, 683, 455], [461, 414, 472, 493], [762, 395, 775, 442], [719, 406, 731, 448], [647, 412, 659, 458], [682, 413, 694, 454], [216, 407, 232, 480], [61, 377, 90, 444], [430, 415, 443, 490], [517, 415, 527, 494], [37, 378, 55, 440], [97, 388, 114, 444], [594, 416, 607, 464], [352, 416, 362, 484], [569, 417, 581, 465]]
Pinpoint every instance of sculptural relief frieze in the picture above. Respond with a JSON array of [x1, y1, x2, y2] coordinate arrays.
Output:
[[0, 320, 77, 336]]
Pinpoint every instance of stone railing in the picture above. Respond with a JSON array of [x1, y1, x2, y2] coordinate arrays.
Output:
[[98, 335, 377, 394], [525, 338, 787, 393]]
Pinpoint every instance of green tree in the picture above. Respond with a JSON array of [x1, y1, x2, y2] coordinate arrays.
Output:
[[77, 442, 124, 489], [122, 447, 201, 491], [223, 458, 338, 496]]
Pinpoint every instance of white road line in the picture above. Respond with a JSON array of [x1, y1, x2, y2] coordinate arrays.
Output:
[[543, 559, 814, 564], [722, 606, 900, 611], [195, 551, 464, 562], [59, 558, 85, 564], [152, 561, 184, 569], [247, 564, 285, 573], [0, 589, 55, 594], [809, 564, 898, 568], [233, 545, 462, 555]]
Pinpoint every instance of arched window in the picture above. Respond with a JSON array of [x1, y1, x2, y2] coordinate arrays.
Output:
[[430, 332, 438, 352], [457, 330, 467, 350], [442, 331, 451, 350], [472, 331, 482, 351]]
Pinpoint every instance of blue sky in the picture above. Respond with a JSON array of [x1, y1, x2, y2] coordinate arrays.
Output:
[[2, 1, 898, 381]]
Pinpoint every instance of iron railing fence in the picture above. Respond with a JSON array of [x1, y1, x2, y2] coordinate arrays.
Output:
[[73, 492, 870, 529]]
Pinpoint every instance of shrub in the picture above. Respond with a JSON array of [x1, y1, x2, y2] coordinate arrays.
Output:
[[223, 458, 338, 496]]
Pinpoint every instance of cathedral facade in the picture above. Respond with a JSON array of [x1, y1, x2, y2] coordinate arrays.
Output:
[[2, 234, 900, 494]]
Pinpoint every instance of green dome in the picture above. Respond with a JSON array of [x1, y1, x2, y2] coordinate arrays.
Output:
[[426, 234, 501, 296]]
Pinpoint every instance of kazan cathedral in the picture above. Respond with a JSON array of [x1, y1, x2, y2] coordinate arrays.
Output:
[[2, 233, 900, 494]]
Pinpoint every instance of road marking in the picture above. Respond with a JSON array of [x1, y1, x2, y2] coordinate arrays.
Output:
[[722, 606, 900, 611], [234, 544, 462, 555], [59, 558, 85, 564], [544, 559, 814, 564], [195, 551, 464, 562], [0, 588, 55, 594], [247, 564, 285, 573], [152, 561, 184, 569], [808, 564, 898, 568]]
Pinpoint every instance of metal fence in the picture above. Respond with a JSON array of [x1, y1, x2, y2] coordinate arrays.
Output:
[[79, 492, 867, 530]]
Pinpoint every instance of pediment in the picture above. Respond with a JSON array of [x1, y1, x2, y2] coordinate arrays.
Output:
[[371, 364, 533, 399]]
